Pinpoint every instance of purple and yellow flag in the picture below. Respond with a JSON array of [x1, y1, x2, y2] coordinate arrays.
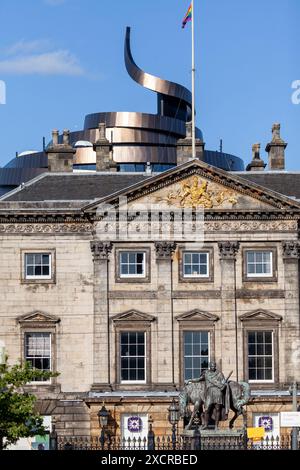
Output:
[[182, 3, 192, 29]]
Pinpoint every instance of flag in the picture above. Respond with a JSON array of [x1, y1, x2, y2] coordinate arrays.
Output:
[[182, 3, 192, 29]]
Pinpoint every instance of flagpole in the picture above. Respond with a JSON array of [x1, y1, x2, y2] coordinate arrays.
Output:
[[191, 0, 196, 159]]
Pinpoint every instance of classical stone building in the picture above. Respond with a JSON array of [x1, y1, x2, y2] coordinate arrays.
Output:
[[0, 121, 300, 441]]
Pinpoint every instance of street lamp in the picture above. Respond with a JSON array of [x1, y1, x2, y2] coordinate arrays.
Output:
[[168, 398, 180, 450], [98, 404, 109, 450]]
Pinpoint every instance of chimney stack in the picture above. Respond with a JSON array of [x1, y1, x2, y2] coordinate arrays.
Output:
[[265, 123, 287, 171], [46, 129, 75, 172], [246, 143, 266, 171], [176, 121, 205, 165], [93, 123, 116, 172]]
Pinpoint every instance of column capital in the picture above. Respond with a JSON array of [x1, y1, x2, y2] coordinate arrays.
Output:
[[282, 241, 300, 259], [218, 241, 240, 260], [90, 241, 113, 261], [155, 241, 176, 260]]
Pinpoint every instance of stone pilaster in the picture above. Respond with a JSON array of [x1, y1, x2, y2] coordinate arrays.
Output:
[[154, 242, 176, 387], [281, 241, 300, 383], [90, 241, 113, 390], [218, 242, 240, 381]]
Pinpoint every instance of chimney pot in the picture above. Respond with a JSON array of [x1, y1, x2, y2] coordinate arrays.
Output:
[[52, 129, 59, 146], [63, 129, 70, 145]]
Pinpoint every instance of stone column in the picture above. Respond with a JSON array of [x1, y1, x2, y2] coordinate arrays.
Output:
[[218, 242, 240, 381], [154, 242, 176, 388], [90, 241, 113, 390], [282, 241, 300, 383]]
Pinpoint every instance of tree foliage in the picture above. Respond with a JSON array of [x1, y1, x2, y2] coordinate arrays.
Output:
[[0, 356, 58, 449]]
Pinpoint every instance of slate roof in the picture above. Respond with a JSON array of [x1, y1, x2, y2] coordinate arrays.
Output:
[[2, 167, 300, 205], [235, 172, 300, 200], [2, 173, 152, 202]]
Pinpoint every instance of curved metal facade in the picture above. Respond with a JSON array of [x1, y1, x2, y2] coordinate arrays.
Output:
[[0, 27, 244, 195]]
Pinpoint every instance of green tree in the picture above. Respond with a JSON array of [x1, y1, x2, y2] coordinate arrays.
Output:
[[0, 356, 58, 450]]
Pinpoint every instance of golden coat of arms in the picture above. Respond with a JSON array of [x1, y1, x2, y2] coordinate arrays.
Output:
[[165, 176, 238, 209]]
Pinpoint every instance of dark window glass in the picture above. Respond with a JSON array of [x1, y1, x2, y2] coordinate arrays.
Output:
[[120, 332, 146, 382], [247, 331, 273, 381], [183, 331, 209, 381], [25, 333, 51, 381]]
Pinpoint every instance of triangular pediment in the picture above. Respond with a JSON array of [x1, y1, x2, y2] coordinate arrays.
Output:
[[239, 309, 282, 322], [112, 310, 156, 323], [17, 311, 60, 324], [84, 160, 300, 212], [176, 309, 219, 322]]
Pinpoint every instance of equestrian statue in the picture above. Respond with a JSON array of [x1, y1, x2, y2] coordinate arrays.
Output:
[[179, 361, 250, 430]]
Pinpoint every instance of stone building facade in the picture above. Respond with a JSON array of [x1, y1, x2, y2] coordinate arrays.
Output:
[[1, 142, 300, 440]]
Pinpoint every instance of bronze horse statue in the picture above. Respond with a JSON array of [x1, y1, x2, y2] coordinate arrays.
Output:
[[179, 380, 250, 430]]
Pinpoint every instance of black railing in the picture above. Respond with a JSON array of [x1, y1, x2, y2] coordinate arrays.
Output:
[[54, 434, 293, 451]]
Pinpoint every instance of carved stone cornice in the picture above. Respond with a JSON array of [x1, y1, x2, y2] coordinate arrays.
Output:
[[0, 223, 92, 234], [90, 241, 113, 261], [282, 241, 300, 259], [154, 241, 177, 260], [218, 241, 240, 260]]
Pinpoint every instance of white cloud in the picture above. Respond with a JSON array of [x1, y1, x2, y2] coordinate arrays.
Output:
[[4, 39, 52, 56], [0, 50, 85, 76]]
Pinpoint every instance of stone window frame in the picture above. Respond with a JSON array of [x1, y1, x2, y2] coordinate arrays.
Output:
[[20, 248, 56, 284], [115, 247, 151, 283], [113, 312, 154, 389], [241, 313, 281, 387], [178, 246, 214, 283], [242, 247, 277, 283], [18, 312, 60, 386], [176, 311, 218, 386]]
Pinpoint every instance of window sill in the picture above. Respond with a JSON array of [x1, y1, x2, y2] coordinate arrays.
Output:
[[21, 278, 56, 285]]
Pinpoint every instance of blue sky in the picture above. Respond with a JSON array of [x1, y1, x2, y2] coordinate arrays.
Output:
[[0, 0, 299, 169]]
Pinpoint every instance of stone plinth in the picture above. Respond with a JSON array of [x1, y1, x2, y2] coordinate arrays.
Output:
[[182, 428, 246, 450]]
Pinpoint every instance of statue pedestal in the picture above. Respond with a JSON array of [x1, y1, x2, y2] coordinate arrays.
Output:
[[182, 428, 247, 450]]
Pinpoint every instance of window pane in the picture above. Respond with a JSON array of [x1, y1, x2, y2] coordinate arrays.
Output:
[[120, 252, 128, 263], [42, 266, 50, 276], [120, 331, 145, 382], [136, 253, 144, 263], [34, 254, 42, 264], [136, 264, 143, 275], [183, 330, 209, 379], [26, 266, 34, 276], [25, 333, 51, 381], [26, 254, 34, 264], [184, 253, 191, 264], [42, 254, 50, 264], [128, 253, 136, 263], [247, 252, 255, 263], [137, 332, 144, 343], [247, 330, 273, 382], [184, 265, 192, 275], [192, 253, 199, 263], [199, 265, 207, 275]]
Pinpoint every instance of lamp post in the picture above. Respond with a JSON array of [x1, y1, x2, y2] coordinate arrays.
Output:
[[289, 382, 299, 451], [49, 417, 58, 451], [98, 404, 109, 450], [168, 398, 180, 450]]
